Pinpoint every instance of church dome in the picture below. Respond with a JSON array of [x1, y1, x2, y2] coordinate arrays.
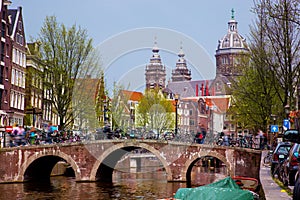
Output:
[[216, 9, 248, 51], [215, 9, 250, 78]]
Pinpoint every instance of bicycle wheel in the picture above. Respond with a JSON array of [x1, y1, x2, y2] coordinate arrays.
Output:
[[264, 155, 271, 165]]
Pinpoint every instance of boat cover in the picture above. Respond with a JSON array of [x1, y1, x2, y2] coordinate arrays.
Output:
[[173, 176, 254, 200]]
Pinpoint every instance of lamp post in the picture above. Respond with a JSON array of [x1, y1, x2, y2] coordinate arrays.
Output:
[[284, 104, 290, 130], [174, 94, 179, 135], [103, 100, 107, 125], [270, 114, 277, 148], [284, 104, 290, 119], [270, 114, 277, 125]]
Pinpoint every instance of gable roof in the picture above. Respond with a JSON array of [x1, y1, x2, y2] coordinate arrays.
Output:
[[8, 8, 17, 36]]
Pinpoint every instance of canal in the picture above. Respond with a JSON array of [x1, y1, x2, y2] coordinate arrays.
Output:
[[0, 156, 227, 199]]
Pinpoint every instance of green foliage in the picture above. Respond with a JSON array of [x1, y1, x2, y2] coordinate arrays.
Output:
[[231, 64, 281, 132], [110, 83, 129, 130], [95, 72, 106, 127], [136, 89, 174, 134], [230, 0, 300, 132]]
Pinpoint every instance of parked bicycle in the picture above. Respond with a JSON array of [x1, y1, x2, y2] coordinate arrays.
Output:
[[263, 150, 273, 166], [237, 135, 256, 149]]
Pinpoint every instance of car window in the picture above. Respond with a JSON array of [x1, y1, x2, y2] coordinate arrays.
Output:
[[277, 146, 290, 154]]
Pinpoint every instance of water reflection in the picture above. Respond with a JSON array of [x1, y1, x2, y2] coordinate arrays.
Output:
[[0, 157, 227, 199]]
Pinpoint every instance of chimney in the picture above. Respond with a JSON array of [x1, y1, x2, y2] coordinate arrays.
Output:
[[205, 80, 209, 96], [196, 84, 198, 96]]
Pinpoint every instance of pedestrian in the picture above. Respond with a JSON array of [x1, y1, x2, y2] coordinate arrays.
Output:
[[194, 132, 201, 144], [29, 127, 37, 145], [198, 132, 204, 144], [200, 124, 207, 144], [257, 129, 264, 149]]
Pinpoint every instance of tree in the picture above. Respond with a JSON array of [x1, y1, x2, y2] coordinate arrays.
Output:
[[110, 83, 129, 131], [230, 0, 300, 132], [39, 16, 101, 130], [95, 72, 106, 127], [253, 0, 300, 111], [136, 89, 174, 136]]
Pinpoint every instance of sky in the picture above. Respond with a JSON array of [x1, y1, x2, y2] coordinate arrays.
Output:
[[11, 0, 256, 92]]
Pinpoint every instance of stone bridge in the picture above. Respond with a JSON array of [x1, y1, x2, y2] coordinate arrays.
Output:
[[0, 140, 261, 183]]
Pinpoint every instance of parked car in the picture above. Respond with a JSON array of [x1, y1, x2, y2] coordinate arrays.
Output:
[[283, 129, 300, 143], [280, 143, 300, 186], [294, 177, 300, 200], [271, 142, 291, 177], [293, 155, 300, 200]]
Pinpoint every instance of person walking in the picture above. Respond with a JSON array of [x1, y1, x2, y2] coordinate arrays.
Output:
[[257, 129, 264, 150], [29, 127, 36, 145], [200, 124, 207, 144]]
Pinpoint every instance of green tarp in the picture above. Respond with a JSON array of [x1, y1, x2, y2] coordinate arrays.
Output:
[[174, 176, 254, 200]]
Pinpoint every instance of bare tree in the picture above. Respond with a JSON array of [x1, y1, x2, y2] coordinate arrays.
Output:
[[39, 16, 101, 130], [253, 0, 300, 110]]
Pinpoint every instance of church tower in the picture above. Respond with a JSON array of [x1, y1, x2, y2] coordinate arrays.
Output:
[[145, 41, 166, 90], [215, 9, 249, 78], [171, 46, 192, 82]]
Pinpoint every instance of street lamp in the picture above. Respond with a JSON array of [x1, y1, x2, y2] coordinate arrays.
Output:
[[270, 114, 277, 148], [284, 104, 290, 119], [270, 114, 277, 125], [283, 104, 291, 131], [103, 100, 108, 125], [174, 94, 179, 135]]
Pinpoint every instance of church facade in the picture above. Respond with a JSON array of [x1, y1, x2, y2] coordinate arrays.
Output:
[[142, 10, 250, 137]]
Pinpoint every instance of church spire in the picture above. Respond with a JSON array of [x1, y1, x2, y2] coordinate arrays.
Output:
[[231, 8, 235, 20], [171, 44, 191, 82], [228, 8, 238, 32], [145, 39, 166, 90]]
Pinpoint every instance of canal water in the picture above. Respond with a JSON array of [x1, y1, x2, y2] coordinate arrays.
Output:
[[0, 170, 227, 199], [0, 157, 227, 199]]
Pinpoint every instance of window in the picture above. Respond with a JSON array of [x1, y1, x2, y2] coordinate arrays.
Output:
[[190, 120, 195, 126], [35, 94, 38, 107], [21, 95, 24, 110], [20, 52, 22, 66], [10, 91, 14, 107], [222, 57, 228, 64], [31, 91, 34, 106], [189, 109, 193, 115], [18, 21, 22, 31], [20, 35, 23, 46], [22, 73, 25, 88], [12, 48, 16, 63], [16, 71, 19, 86], [11, 69, 15, 85], [230, 123, 235, 131], [14, 93, 18, 108], [23, 54, 26, 67], [18, 94, 21, 109]]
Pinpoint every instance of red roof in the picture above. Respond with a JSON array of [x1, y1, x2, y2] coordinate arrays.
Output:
[[205, 97, 230, 113], [121, 90, 143, 101]]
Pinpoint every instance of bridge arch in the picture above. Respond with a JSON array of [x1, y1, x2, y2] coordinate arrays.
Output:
[[90, 142, 172, 181], [182, 150, 233, 182], [17, 150, 81, 182]]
